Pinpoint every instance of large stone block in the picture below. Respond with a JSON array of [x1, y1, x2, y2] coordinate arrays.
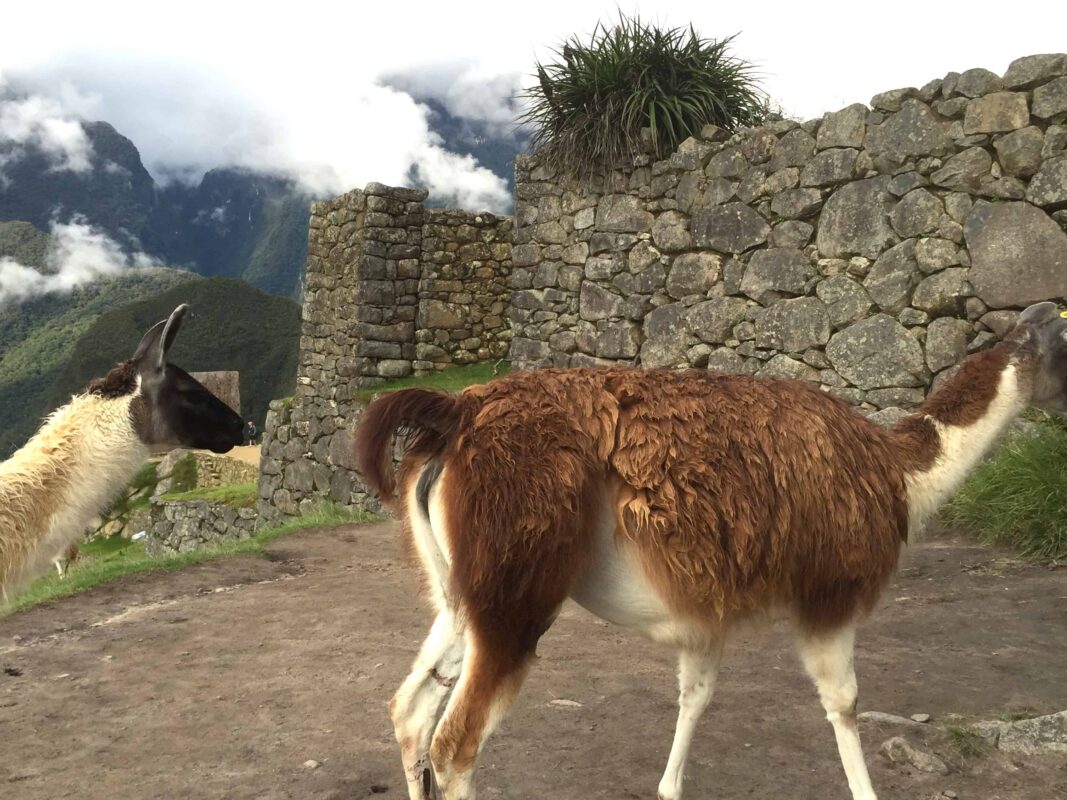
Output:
[[691, 203, 771, 253], [826, 314, 926, 389], [816, 177, 894, 259], [965, 200, 1067, 307], [666, 253, 721, 299], [963, 92, 1029, 134], [800, 148, 858, 187], [1033, 76, 1067, 120], [640, 304, 689, 368], [911, 268, 968, 316], [817, 104, 867, 149], [740, 248, 814, 304], [993, 126, 1045, 178], [1026, 155, 1067, 209], [595, 195, 654, 232], [891, 189, 943, 238], [579, 282, 623, 321], [866, 100, 953, 165], [1002, 53, 1067, 89], [925, 317, 972, 373], [930, 147, 992, 193], [753, 297, 831, 353], [686, 297, 750, 344], [816, 275, 873, 329]]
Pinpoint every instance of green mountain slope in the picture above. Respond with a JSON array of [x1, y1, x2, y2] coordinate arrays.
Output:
[[48, 277, 299, 432], [0, 267, 196, 455], [0, 220, 51, 269]]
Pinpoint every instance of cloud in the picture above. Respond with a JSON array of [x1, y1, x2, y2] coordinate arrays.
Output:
[[384, 62, 529, 139], [2, 58, 514, 212], [0, 217, 161, 304], [0, 76, 96, 175]]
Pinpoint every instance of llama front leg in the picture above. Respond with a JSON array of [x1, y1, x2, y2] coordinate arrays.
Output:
[[391, 610, 467, 800], [429, 631, 532, 800], [797, 624, 877, 800], [657, 642, 724, 800]]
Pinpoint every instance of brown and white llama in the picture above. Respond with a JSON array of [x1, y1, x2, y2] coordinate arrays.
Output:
[[0, 304, 244, 602], [356, 301, 1067, 800]]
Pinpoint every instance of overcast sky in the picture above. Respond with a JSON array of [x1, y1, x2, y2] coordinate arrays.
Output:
[[1, 0, 1064, 213]]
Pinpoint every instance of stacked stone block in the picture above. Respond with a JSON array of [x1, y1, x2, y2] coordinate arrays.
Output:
[[508, 53, 1067, 419], [258, 184, 513, 521], [417, 209, 513, 369]]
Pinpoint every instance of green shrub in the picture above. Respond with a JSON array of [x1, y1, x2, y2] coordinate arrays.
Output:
[[943, 418, 1067, 562], [522, 13, 766, 173]]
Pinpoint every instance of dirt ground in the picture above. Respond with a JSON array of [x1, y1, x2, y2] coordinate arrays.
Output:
[[1, 523, 1065, 800], [211, 445, 261, 466]]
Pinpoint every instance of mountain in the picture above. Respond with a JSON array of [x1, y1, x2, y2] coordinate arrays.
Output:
[[49, 277, 299, 433], [156, 169, 313, 297], [0, 265, 196, 455], [0, 117, 314, 298], [1, 104, 526, 299]]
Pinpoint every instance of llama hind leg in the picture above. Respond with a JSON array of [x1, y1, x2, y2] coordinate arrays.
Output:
[[391, 609, 467, 800], [657, 642, 724, 800], [429, 629, 535, 800], [796, 624, 878, 800]]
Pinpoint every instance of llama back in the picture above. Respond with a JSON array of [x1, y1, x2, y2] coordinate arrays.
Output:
[[600, 369, 910, 629]]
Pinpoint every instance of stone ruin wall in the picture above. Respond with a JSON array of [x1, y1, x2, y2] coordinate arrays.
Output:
[[508, 53, 1067, 420], [259, 53, 1067, 521], [258, 183, 512, 522]]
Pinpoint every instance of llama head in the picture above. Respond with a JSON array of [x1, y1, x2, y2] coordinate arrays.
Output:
[[121, 304, 245, 453], [1014, 301, 1067, 413]]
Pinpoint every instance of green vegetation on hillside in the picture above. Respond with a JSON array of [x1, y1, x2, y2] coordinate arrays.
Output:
[[0, 220, 51, 269], [523, 14, 766, 173], [356, 361, 509, 403], [944, 416, 1067, 562], [48, 276, 299, 429], [0, 267, 195, 455]]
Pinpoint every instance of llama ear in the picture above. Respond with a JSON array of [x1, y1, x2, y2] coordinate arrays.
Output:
[[132, 304, 189, 370], [1017, 302, 1059, 327]]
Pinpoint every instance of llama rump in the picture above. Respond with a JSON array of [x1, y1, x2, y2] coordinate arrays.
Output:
[[0, 305, 244, 603], [356, 301, 1067, 800]]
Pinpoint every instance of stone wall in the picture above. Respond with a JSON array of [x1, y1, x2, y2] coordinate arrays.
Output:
[[145, 498, 258, 555], [417, 209, 513, 369], [508, 53, 1067, 416], [258, 184, 511, 521]]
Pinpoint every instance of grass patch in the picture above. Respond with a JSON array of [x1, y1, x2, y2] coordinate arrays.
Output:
[[356, 361, 509, 404], [946, 725, 987, 758], [943, 417, 1067, 563], [160, 482, 258, 508], [10, 503, 376, 613]]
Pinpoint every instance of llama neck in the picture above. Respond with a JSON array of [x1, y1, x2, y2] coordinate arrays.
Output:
[[0, 392, 149, 599], [899, 342, 1029, 533]]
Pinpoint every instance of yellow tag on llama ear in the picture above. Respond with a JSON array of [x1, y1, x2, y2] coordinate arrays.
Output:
[[1061, 310, 1067, 319]]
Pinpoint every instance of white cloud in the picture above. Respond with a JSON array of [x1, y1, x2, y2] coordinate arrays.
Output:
[[0, 217, 161, 303], [0, 76, 96, 174], [0, 1, 1064, 213]]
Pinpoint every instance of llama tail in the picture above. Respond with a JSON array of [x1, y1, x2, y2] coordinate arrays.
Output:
[[354, 388, 468, 506]]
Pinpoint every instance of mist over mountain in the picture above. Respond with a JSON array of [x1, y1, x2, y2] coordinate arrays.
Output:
[[0, 96, 525, 299]]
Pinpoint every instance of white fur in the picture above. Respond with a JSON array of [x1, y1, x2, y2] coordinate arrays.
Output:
[[0, 389, 149, 602], [797, 625, 877, 800], [905, 365, 1026, 535], [657, 644, 724, 800]]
